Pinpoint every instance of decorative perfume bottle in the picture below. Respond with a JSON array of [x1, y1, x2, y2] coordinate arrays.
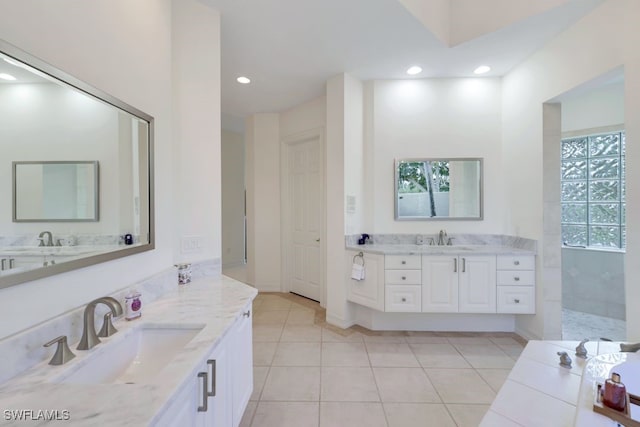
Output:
[[125, 290, 142, 321], [603, 372, 626, 412]]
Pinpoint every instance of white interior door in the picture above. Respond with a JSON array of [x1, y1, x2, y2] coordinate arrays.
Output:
[[287, 136, 323, 302]]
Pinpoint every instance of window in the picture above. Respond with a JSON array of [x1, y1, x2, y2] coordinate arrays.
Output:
[[561, 130, 625, 248]]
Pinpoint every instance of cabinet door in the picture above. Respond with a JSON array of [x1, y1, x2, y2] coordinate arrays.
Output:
[[231, 304, 253, 427], [151, 369, 200, 427], [346, 251, 385, 311], [458, 256, 497, 313], [206, 342, 232, 427], [422, 256, 458, 312]]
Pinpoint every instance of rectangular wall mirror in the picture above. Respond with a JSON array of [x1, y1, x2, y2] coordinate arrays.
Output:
[[0, 38, 154, 289], [395, 158, 483, 220], [13, 161, 99, 222]]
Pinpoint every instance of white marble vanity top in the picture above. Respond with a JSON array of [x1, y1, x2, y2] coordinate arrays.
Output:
[[0, 275, 257, 426], [0, 244, 125, 257], [481, 340, 636, 426], [346, 243, 536, 256]]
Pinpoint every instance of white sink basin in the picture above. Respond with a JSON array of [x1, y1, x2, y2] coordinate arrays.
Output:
[[54, 324, 204, 385]]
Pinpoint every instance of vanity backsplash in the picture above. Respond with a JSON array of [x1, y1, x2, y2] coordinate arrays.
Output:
[[345, 233, 537, 251]]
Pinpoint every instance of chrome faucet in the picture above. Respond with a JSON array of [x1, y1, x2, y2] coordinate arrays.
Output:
[[437, 229, 448, 246], [38, 231, 54, 247], [77, 297, 123, 350]]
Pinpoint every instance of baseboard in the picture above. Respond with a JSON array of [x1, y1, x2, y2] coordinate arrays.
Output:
[[326, 312, 355, 329], [515, 325, 542, 341], [222, 260, 246, 268], [255, 285, 283, 293]]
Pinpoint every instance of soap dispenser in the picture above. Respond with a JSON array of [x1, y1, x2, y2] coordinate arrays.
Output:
[[124, 289, 142, 321], [603, 372, 626, 412]]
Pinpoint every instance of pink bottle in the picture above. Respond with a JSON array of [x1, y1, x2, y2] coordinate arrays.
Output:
[[603, 372, 626, 412]]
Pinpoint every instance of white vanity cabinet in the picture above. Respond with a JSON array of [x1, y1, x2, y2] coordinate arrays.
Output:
[[155, 303, 253, 427], [346, 251, 385, 311], [496, 255, 535, 314], [422, 255, 496, 313], [384, 255, 422, 312]]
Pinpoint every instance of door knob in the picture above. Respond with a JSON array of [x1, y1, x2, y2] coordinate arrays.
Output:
[[315, 238, 320, 242]]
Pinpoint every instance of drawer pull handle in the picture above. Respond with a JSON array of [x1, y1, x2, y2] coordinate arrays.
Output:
[[197, 372, 208, 412], [462, 258, 466, 273], [401, 297, 407, 302], [243, 310, 251, 318], [454, 258, 457, 273], [401, 260, 406, 265], [514, 299, 520, 304], [401, 276, 406, 280], [514, 277, 520, 281], [514, 261, 520, 266], [207, 359, 217, 397]]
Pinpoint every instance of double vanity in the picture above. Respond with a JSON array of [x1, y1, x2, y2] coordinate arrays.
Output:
[[0, 275, 257, 426]]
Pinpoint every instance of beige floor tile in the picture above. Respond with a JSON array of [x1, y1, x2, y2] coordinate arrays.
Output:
[[454, 344, 516, 369], [476, 368, 511, 392], [425, 368, 496, 404], [252, 324, 284, 342], [362, 334, 407, 343], [446, 336, 494, 345], [498, 344, 525, 359], [321, 342, 370, 367], [252, 402, 319, 427], [384, 403, 456, 427], [239, 401, 257, 427], [322, 328, 364, 343], [446, 404, 490, 427], [405, 336, 449, 344], [320, 402, 387, 427], [373, 368, 440, 403], [281, 325, 323, 342], [253, 342, 278, 366], [366, 343, 420, 367], [272, 342, 321, 366], [286, 309, 316, 325], [489, 337, 522, 346], [261, 367, 320, 401], [321, 367, 380, 402], [409, 343, 472, 368], [251, 367, 270, 401], [259, 299, 293, 311], [253, 310, 289, 325]]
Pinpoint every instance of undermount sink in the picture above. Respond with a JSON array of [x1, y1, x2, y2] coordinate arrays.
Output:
[[54, 323, 204, 385]]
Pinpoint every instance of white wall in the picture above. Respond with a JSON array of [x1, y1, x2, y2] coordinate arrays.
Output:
[[221, 129, 245, 266], [561, 82, 624, 132], [245, 113, 281, 291], [0, 0, 221, 339], [369, 78, 505, 234], [280, 97, 326, 138], [502, 0, 640, 339]]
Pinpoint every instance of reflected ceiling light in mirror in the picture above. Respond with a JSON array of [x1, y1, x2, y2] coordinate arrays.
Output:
[[236, 76, 251, 84], [406, 66, 422, 75], [0, 73, 16, 81], [473, 65, 491, 75], [3, 57, 21, 67]]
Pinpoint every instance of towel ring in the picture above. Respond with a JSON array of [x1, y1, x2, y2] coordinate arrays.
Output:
[[353, 252, 365, 266]]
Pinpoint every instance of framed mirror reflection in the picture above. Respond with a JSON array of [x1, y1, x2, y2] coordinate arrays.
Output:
[[395, 158, 483, 220], [0, 38, 154, 289]]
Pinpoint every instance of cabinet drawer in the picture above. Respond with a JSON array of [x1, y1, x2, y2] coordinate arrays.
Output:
[[497, 270, 535, 286], [497, 286, 535, 314], [497, 255, 535, 270], [385, 255, 421, 269], [385, 285, 421, 312], [385, 269, 421, 285]]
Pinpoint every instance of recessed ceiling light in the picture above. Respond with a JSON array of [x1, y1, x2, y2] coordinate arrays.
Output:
[[406, 66, 422, 75], [0, 73, 16, 81], [236, 76, 251, 84], [474, 65, 491, 75]]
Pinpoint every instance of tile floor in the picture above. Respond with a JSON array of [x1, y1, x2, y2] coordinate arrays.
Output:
[[239, 292, 527, 427], [561, 307, 626, 341]]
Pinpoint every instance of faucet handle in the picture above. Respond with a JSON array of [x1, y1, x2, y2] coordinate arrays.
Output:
[[97, 312, 118, 338], [575, 339, 589, 358], [44, 336, 75, 365], [446, 237, 454, 246]]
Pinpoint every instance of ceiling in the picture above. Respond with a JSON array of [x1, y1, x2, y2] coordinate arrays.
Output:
[[206, 0, 603, 131]]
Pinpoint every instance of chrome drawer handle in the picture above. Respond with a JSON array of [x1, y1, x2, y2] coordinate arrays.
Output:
[[243, 310, 251, 318], [514, 277, 520, 281], [514, 299, 520, 304], [401, 297, 407, 302], [402, 276, 406, 280], [514, 260, 520, 266], [401, 260, 406, 265], [453, 258, 457, 273], [207, 359, 216, 397], [198, 372, 208, 412]]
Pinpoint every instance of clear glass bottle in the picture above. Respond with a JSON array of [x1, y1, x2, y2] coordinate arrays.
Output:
[[603, 372, 626, 412]]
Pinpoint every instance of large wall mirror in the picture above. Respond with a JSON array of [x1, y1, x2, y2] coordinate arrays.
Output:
[[395, 158, 483, 220], [0, 39, 154, 289]]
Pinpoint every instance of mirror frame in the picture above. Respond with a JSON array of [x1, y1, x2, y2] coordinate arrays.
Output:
[[0, 38, 155, 289], [13, 160, 100, 222], [394, 157, 483, 221]]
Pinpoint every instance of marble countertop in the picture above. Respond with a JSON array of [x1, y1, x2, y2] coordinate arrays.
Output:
[[480, 340, 634, 426], [0, 275, 257, 426], [346, 243, 536, 256], [0, 244, 125, 257]]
